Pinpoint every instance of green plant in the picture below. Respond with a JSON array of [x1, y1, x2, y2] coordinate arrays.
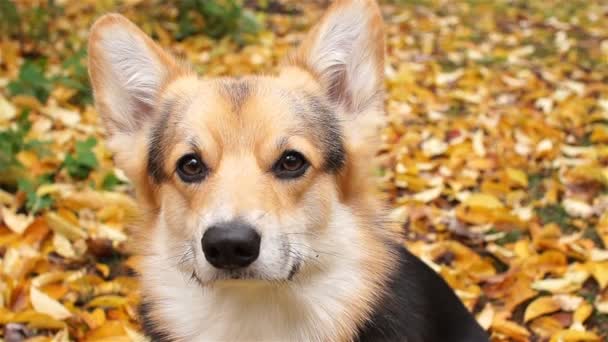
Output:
[[528, 173, 545, 200], [0, 1, 20, 38], [64, 137, 98, 180], [176, 0, 260, 43], [18, 175, 54, 215], [7, 59, 54, 103], [536, 204, 573, 233], [21, 5, 53, 42], [9, 50, 91, 105], [495, 229, 523, 245], [0, 2, 60, 47], [101, 171, 125, 191], [0, 111, 48, 173], [55, 48, 93, 105]]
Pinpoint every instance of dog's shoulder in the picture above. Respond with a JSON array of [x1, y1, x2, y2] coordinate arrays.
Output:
[[355, 245, 489, 342]]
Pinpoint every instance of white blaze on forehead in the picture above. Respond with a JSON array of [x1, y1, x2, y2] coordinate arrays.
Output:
[[198, 204, 236, 230]]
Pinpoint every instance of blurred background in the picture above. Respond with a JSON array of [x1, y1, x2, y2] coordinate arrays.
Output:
[[1, 0, 608, 341]]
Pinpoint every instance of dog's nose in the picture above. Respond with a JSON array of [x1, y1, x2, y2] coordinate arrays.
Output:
[[201, 221, 261, 269]]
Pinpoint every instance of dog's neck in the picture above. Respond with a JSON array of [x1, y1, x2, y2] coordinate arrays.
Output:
[[139, 204, 394, 342]]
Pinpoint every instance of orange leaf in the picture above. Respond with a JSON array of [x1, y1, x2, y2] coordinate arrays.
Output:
[[524, 296, 561, 322]]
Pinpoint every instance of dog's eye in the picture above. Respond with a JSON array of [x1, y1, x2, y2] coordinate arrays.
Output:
[[273, 150, 309, 179], [176, 154, 208, 182]]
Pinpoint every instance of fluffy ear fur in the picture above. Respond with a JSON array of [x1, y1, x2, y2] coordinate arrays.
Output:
[[88, 13, 184, 136], [288, 0, 385, 114], [88, 14, 188, 193]]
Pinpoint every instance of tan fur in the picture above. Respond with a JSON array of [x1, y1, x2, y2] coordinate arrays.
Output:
[[89, 1, 395, 341]]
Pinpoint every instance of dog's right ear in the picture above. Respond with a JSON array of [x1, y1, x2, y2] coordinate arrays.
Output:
[[88, 13, 185, 138], [286, 0, 384, 115]]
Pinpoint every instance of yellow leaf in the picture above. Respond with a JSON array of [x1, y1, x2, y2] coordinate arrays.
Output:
[[30, 286, 72, 320], [12, 310, 66, 329], [52, 329, 71, 342], [529, 316, 563, 339], [591, 124, 608, 143], [11, 95, 43, 111], [87, 295, 128, 309], [412, 186, 444, 203], [31, 271, 68, 288], [506, 168, 528, 187], [524, 296, 561, 322], [549, 330, 601, 342], [22, 336, 51, 342], [1, 206, 34, 234], [553, 294, 583, 311], [53, 233, 76, 258], [589, 262, 608, 289], [532, 268, 589, 293], [96, 263, 111, 278], [45, 212, 87, 241], [476, 303, 494, 330], [562, 198, 593, 219], [492, 318, 530, 341], [59, 191, 138, 218], [0, 307, 15, 324], [3, 246, 39, 280], [463, 193, 504, 210], [567, 166, 608, 186], [81, 308, 106, 330], [85, 320, 127, 340], [0, 94, 17, 121], [573, 302, 593, 324], [0, 188, 14, 206], [125, 326, 151, 342]]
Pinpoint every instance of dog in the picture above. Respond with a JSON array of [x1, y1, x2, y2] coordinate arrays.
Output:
[[88, 0, 489, 341]]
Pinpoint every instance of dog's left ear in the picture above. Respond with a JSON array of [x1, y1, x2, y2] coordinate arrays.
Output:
[[88, 14, 189, 192], [88, 14, 185, 137], [287, 0, 385, 114]]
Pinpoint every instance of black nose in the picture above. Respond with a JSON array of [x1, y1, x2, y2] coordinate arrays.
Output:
[[201, 221, 261, 269]]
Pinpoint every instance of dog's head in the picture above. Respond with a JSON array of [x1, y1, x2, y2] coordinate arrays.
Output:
[[88, 0, 385, 286]]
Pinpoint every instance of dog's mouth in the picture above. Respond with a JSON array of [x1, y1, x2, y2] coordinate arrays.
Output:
[[187, 235, 307, 287], [191, 259, 301, 287]]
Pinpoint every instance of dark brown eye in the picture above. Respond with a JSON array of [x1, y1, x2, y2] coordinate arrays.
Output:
[[272, 151, 309, 179], [176, 154, 207, 183]]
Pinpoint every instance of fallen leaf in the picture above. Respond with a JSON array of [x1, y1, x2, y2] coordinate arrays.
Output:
[[525, 296, 562, 322], [30, 287, 72, 320], [549, 330, 601, 342], [463, 193, 504, 210], [1, 207, 34, 234]]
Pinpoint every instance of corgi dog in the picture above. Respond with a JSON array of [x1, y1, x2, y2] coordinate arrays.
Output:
[[88, 0, 488, 341]]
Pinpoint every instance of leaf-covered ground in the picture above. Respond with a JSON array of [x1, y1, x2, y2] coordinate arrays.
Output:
[[1, 0, 608, 341]]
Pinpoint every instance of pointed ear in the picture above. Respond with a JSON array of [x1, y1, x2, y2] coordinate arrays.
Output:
[[88, 14, 185, 136], [287, 0, 385, 113]]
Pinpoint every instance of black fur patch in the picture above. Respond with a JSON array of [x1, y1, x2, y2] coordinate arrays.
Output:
[[147, 99, 174, 183], [355, 245, 489, 342], [139, 301, 174, 342], [301, 93, 346, 172]]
